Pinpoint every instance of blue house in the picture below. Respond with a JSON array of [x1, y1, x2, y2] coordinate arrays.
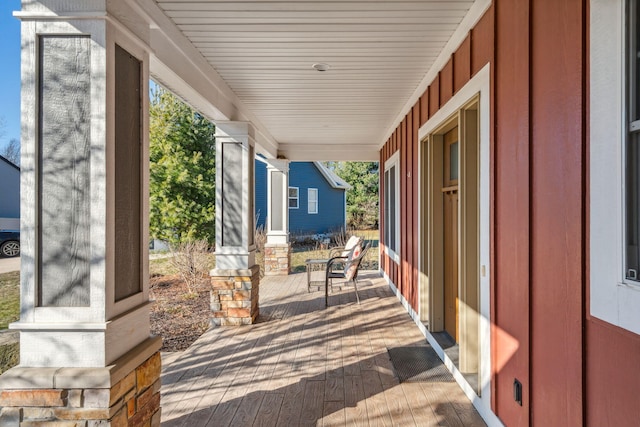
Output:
[[255, 159, 350, 236], [0, 155, 20, 230]]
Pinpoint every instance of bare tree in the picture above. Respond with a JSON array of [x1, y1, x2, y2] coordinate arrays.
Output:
[[0, 116, 6, 141], [1, 138, 20, 166], [0, 116, 19, 166]]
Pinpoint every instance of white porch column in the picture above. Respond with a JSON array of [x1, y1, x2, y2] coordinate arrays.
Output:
[[0, 2, 161, 426], [210, 122, 260, 325], [264, 160, 292, 275]]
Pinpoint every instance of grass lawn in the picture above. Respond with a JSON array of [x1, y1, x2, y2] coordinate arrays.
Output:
[[149, 255, 178, 276], [290, 230, 380, 273], [0, 271, 20, 330], [0, 271, 20, 374], [356, 229, 380, 240]]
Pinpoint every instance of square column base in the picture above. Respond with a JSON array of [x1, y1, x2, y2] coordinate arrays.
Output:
[[264, 243, 292, 276], [0, 337, 161, 427], [210, 265, 260, 325]]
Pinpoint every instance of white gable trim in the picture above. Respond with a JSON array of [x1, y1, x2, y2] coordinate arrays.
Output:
[[312, 162, 351, 190]]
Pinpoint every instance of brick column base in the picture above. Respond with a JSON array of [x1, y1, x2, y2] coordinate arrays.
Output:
[[210, 265, 260, 326], [0, 337, 161, 427], [264, 243, 291, 276]]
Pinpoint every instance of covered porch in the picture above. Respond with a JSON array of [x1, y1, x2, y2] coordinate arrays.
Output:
[[0, 0, 496, 425], [161, 272, 485, 426]]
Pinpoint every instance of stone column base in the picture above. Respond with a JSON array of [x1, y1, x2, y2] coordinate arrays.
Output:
[[264, 243, 292, 276], [0, 337, 162, 427], [210, 265, 260, 326]]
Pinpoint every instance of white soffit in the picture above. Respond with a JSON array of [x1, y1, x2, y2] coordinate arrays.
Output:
[[154, 0, 477, 160]]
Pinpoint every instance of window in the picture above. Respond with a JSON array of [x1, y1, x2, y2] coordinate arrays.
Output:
[[590, 0, 640, 335], [288, 187, 299, 209], [308, 188, 318, 214], [384, 152, 400, 260], [627, 0, 640, 281]]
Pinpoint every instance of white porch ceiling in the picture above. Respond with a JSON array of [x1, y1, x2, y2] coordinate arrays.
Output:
[[151, 0, 481, 160]]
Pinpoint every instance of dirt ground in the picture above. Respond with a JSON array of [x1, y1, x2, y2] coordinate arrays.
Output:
[[149, 274, 211, 352]]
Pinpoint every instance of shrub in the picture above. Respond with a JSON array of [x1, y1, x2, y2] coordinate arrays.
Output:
[[169, 240, 211, 294]]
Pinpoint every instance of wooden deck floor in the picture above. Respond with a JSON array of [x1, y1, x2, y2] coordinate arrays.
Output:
[[160, 272, 486, 427]]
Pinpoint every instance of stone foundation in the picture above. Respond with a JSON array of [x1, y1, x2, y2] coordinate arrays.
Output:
[[210, 265, 260, 325], [264, 243, 291, 276], [0, 337, 161, 427]]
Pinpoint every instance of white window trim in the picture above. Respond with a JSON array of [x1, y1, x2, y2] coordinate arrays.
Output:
[[308, 188, 318, 214], [384, 151, 400, 263], [288, 186, 299, 209], [590, 0, 640, 335]]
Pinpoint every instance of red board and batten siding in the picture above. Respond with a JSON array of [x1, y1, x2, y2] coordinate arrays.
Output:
[[529, 1, 585, 425], [586, 318, 640, 425], [440, 59, 454, 107], [380, 0, 638, 425], [494, 0, 530, 424]]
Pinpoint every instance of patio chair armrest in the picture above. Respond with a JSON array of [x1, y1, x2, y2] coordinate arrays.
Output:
[[326, 255, 348, 271]]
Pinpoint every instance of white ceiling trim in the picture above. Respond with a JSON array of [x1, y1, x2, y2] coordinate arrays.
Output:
[[380, 0, 492, 149], [131, 0, 485, 161], [123, 0, 281, 158]]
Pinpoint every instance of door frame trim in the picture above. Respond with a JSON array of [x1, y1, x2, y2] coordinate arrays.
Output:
[[417, 64, 492, 413]]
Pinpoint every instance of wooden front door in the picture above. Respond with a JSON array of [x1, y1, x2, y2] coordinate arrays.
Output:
[[443, 127, 459, 341]]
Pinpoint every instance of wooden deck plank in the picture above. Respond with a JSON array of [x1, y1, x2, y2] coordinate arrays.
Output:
[[322, 400, 346, 427], [324, 373, 344, 402], [361, 369, 393, 426], [444, 382, 488, 427], [178, 387, 225, 427], [252, 393, 284, 427], [275, 380, 306, 426], [299, 380, 326, 426], [229, 391, 265, 426], [251, 338, 287, 388], [342, 339, 361, 377], [165, 316, 274, 423], [344, 374, 368, 427], [162, 333, 251, 420], [420, 382, 466, 427], [291, 327, 315, 377], [161, 331, 235, 396], [205, 388, 243, 427], [374, 354, 399, 390], [160, 272, 486, 427], [325, 341, 343, 377], [383, 383, 417, 426], [266, 340, 298, 390], [402, 382, 441, 427]]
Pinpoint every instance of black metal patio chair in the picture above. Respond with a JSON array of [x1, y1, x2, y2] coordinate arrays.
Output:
[[324, 241, 371, 306]]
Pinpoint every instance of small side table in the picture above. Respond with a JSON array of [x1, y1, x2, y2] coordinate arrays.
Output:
[[306, 258, 329, 306]]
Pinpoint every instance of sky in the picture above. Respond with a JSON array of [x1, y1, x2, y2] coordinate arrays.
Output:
[[0, 1, 161, 153], [0, 0, 21, 152]]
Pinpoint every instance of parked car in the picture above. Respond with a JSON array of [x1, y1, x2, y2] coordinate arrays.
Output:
[[0, 231, 20, 257]]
